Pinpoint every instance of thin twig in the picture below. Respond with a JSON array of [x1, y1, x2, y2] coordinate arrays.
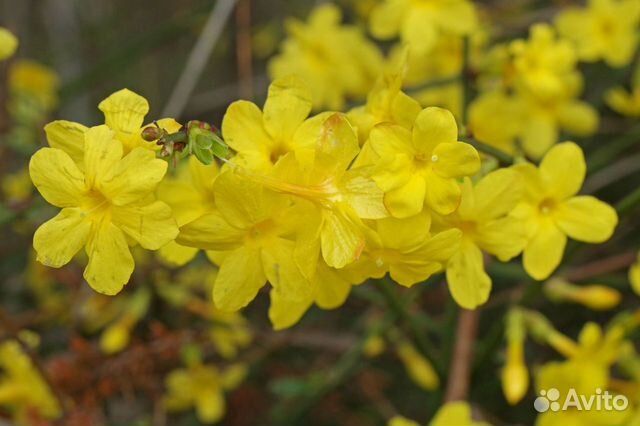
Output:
[[566, 251, 638, 282], [583, 152, 640, 193], [162, 0, 238, 118], [444, 308, 480, 402], [235, 0, 253, 100]]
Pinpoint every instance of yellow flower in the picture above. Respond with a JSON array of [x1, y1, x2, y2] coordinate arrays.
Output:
[[556, 0, 640, 68], [397, 340, 439, 390], [502, 309, 529, 405], [221, 75, 326, 172], [177, 170, 312, 326], [344, 212, 461, 287], [631, 253, 640, 295], [606, 64, 640, 117], [429, 402, 491, 426], [30, 125, 178, 294], [544, 278, 621, 311], [44, 89, 181, 163], [389, 416, 420, 426], [512, 142, 618, 280], [0, 340, 61, 422], [156, 156, 219, 266], [370, 106, 480, 218], [468, 91, 525, 155], [269, 4, 383, 110], [0, 27, 18, 60], [9, 60, 59, 110], [369, 0, 477, 55], [164, 362, 246, 424], [2, 168, 33, 203], [436, 168, 527, 309], [347, 50, 421, 144], [389, 402, 491, 426]]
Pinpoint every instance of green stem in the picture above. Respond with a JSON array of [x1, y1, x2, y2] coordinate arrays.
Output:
[[616, 186, 640, 216], [373, 277, 442, 375], [462, 137, 514, 165]]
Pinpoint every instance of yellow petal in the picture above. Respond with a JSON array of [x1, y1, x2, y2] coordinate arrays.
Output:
[[412, 107, 458, 155], [263, 75, 312, 142], [384, 174, 426, 218], [314, 113, 360, 178], [373, 153, 414, 192], [430, 402, 481, 426], [33, 208, 91, 268], [98, 88, 149, 135], [391, 91, 422, 130], [446, 241, 491, 309], [195, 388, 225, 424], [262, 239, 312, 301], [416, 228, 463, 264], [268, 287, 313, 330], [321, 209, 365, 268], [29, 147, 85, 208], [629, 255, 640, 296], [158, 241, 199, 267], [213, 246, 266, 311], [388, 416, 420, 426], [103, 147, 168, 206], [539, 142, 586, 200], [44, 120, 88, 167], [177, 212, 244, 251], [432, 0, 477, 34], [557, 100, 598, 136], [222, 100, 272, 158], [520, 115, 557, 160], [478, 216, 527, 261], [523, 221, 566, 281], [342, 169, 388, 220], [377, 211, 431, 250], [0, 27, 18, 60], [432, 142, 480, 179], [314, 263, 351, 309], [554, 196, 618, 243], [84, 223, 135, 295], [401, 8, 437, 54], [112, 201, 178, 250], [369, 123, 414, 160], [473, 168, 522, 220], [83, 125, 122, 187], [390, 261, 442, 287], [424, 172, 461, 215], [369, 0, 407, 39]]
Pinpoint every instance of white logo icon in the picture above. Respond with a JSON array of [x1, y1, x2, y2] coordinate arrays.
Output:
[[534, 388, 561, 412]]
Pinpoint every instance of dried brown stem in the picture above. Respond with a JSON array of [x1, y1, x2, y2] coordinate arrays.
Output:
[[566, 251, 637, 282], [444, 308, 480, 402]]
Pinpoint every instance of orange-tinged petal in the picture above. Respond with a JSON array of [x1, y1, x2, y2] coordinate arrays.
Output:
[[554, 196, 617, 243], [33, 208, 90, 268], [432, 142, 480, 179], [523, 221, 567, 280], [84, 222, 134, 295], [213, 246, 266, 311], [29, 147, 85, 208], [446, 241, 491, 309], [540, 142, 586, 200], [412, 107, 458, 155]]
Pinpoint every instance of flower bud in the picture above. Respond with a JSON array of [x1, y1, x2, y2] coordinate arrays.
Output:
[[544, 278, 621, 311], [141, 125, 163, 142], [396, 341, 439, 390], [501, 309, 529, 404]]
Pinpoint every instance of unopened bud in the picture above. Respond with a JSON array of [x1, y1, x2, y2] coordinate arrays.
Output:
[[396, 341, 439, 390], [544, 278, 621, 311], [502, 309, 529, 404], [141, 126, 163, 142]]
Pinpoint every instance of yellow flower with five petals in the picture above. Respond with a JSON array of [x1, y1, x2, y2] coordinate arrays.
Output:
[[30, 125, 178, 294], [370, 107, 480, 218], [512, 142, 618, 281]]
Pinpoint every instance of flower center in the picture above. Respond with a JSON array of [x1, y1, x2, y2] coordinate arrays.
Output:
[[539, 198, 556, 215], [80, 190, 111, 220], [245, 219, 277, 246]]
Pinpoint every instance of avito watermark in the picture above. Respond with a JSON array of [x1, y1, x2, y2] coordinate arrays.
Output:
[[534, 388, 629, 413]]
